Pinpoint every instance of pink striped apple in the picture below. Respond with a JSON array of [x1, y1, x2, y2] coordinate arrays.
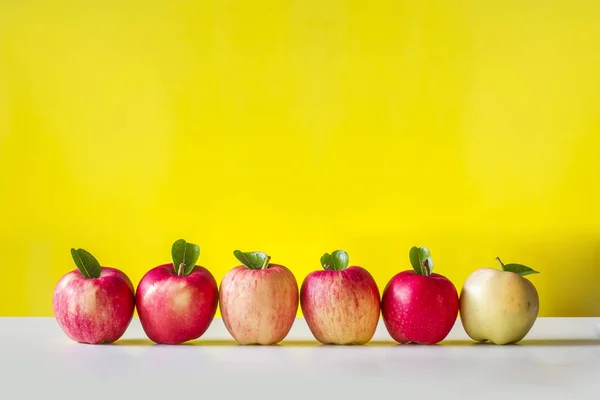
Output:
[[219, 250, 299, 345], [136, 239, 219, 344], [300, 250, 381, 345], [53, 248, 136, 344]]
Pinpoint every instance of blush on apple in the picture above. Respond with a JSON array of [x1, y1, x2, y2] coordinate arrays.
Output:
[[459, 257, 540, 345], [136, 239, 219, 345], [381, 246, 459, 345], [52, 248, 136, 344], [219, 250, 299, 345], [300, 250, 380, 345]]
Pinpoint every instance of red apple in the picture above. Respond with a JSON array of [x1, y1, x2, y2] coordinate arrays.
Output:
[[381, 246, 459, 345], [219, 250, 299, 345], [136, 239, 219, 344], [300, 250, 381, 345], [52, 248, 135, 344]]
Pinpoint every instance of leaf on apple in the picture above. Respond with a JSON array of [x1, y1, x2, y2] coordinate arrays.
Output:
[[171, 239, 200, 276], [234, 250, 271, 270], [320, 250, 349, 271], [70, 248, 102, 279], [496, 257, 539, 276], [409, 246, 433, 276]]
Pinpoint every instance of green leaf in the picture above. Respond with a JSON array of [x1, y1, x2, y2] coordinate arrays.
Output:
[[502, 263, 539, 277], [171, 239, 200, 276], [70, 248, 101, 279], [496, 257, 539, 276], [234, 250, 271, 270], [320, 250, 349, 271], [409, 246, 433, 276]]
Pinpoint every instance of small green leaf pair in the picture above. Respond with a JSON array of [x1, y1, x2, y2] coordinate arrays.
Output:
[[320, 250, 349, 271], [409, 246, 434, 276], [171, 239, 200, 276]]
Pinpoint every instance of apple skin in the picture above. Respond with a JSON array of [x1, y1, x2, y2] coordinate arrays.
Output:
[[300, 267, 381, 345], [381, 270, 459, 345], [136, 263, 219, 345], [459, 268, 539, 345], [219, 264, 299, 345], [52, 267, 136, 344]]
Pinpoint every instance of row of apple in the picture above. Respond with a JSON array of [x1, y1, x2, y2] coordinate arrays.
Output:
[[53, 239, 540, 346]]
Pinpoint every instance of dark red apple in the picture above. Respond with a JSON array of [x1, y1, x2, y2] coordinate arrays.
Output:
[[381, 246, 459, 345], [219, 250, 299, 345], [300, 250, 380, 345], [136, 239, 219, 344], [52, 248, 136, 344]]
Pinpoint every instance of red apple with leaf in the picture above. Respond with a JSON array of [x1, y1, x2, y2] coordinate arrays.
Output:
[[300, 250, 381, 345], [52, 248, 136, 344], [136, 239, 219, 344], [381, 246, 459, 345], [219, 250, 299, 345]]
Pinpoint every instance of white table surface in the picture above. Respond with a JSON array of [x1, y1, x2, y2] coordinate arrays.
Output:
[[1, 317, 599, 400]]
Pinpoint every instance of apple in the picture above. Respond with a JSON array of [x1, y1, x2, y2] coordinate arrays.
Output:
[[52, 248, 136, 344], [459, 257, 540, 345], [136, 239, 219, 345], [381, 246, 459, 345], [300, 250, 380, 345], [219, 250, 299, 345]]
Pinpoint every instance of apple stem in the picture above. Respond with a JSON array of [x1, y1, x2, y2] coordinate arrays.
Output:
[[261, 255, 271, 270], [177, 263, 185, 276], [423, 261, 432, 276], [496, 257, 506, 271]]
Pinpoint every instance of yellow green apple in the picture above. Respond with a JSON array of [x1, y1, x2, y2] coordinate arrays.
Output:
[[459, 257, 540, 345]]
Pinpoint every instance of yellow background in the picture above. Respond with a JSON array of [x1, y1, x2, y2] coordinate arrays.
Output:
[[1, 1, 599, 317]]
